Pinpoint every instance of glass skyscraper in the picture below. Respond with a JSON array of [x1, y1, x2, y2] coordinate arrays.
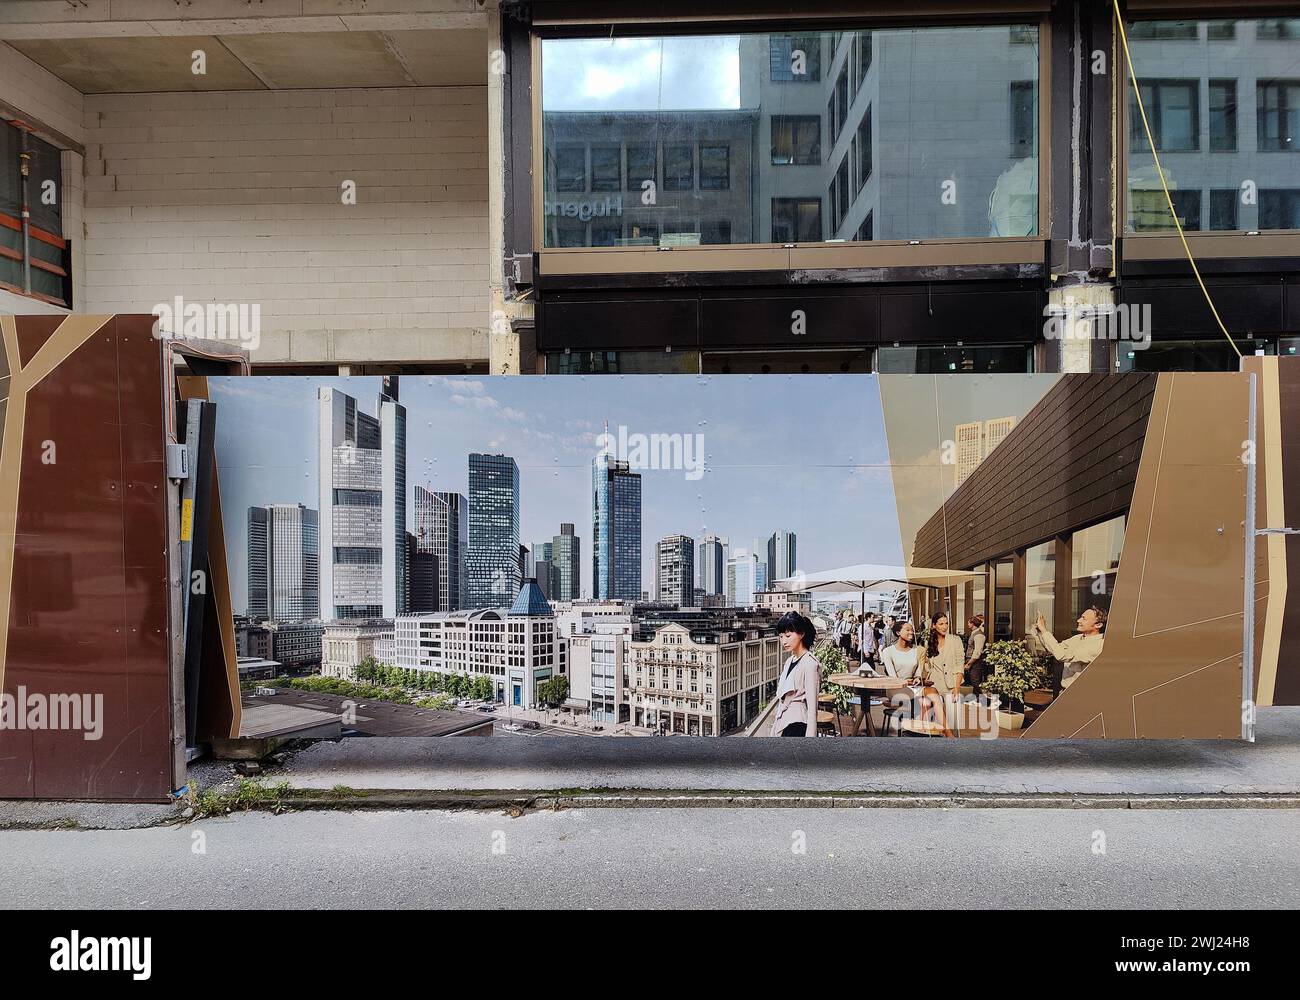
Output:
[[246, 503, 319, 620], [698, 534, 728, 595], [413, 486, 467, 611], [592, 455, 641, 601], [467, 453, 520, 608], [551, 522, 581, 601], [318, 384, 405, 619]]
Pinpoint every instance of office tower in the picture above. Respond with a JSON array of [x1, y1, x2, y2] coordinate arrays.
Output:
[[592, 454, 642, 601], [655, 534, 695, 606], [246, 503, 319, 620], [726, 548, 758, 607], [551, 523, 581, 600], [413, 486, 466, 611], [955, 422, 984, 489], [534, 558, 553, 599], [750, 539, 769, 593], [406, 530, 439, 613], [467, 453, 521, 608], [955, 417, 1018, 488], [698, 534, 728, 595], [247, 507, 269, 618], [318, 384, 406, 619], [767, 530, 797, 584]]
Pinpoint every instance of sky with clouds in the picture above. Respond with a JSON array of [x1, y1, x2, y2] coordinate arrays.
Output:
[[210, 375, 907, 613], [542, 35, 742, 111]]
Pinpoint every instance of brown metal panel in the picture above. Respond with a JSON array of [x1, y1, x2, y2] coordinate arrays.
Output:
[[13, 315, 63, 369], [0, 316, 172, 801]]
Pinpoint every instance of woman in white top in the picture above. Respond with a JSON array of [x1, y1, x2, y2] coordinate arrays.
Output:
[[881, 620, 921, 680], [880, 620, 926, 732]]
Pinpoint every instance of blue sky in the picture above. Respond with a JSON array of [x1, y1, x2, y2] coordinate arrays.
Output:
[[210, 375, 905, 612]]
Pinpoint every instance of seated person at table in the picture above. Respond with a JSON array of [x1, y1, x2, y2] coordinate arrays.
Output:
[[919, 613, 963, 737], [1031, 606, 1106, 691], [881, 621, 942, 735]]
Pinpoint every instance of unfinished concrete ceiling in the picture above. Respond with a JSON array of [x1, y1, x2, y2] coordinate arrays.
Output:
[[6, 28, 487, 92]]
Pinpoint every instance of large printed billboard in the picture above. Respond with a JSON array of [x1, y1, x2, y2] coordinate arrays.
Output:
[[2, 314, 1299, 802]]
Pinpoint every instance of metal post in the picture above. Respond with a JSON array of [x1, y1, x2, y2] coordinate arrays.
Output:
[[1242, 372, 1257, 742], [17, 128, 31, 294]]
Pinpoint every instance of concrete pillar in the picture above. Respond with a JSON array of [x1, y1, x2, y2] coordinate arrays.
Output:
[[486, 5, 530, 375], [1042, 282, 1117, 373]]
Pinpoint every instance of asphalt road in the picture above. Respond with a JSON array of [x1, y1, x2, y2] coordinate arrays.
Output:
[[2, 807, 1296, 908]]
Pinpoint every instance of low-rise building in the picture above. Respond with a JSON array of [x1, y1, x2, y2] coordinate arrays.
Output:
[[394, 580, 563, 708], [321, 619, 394, 680], [627, 618, 782, 736], [567, 622, 634, 723], [237, 656, 281, 682], [755, 590, 813, 615], [268, 621, 324, 672]]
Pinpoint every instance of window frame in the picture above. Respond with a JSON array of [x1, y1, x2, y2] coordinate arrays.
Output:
[[1120, 15, 1300, 261], [532, 13, 1052, 273]]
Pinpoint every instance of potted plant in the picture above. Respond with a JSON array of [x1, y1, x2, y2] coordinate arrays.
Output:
[[813, 640, 852, 715], [979, 639, 1048, 731]]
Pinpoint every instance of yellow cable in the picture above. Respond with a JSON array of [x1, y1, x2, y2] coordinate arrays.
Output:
[[1113, 1, 1242, 358]]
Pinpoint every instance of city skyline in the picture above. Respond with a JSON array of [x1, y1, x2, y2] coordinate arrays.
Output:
[[211, 375, 902, 614]]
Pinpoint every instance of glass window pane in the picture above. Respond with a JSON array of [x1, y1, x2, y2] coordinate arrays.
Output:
[[1071, 517, 1125, 619], [1025, 541, 1056, 635], [1127, 18, 1300, 233], [541, 25, 1041, 248], [875, 344, 1032, 373], [590, 145, 620, 192]]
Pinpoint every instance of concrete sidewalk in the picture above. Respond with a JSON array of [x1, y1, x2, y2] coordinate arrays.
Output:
[[275, 706, 1300, 798], [3, 707, 1297, 830]]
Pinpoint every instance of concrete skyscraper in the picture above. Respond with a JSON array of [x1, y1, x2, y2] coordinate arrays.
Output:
[[698, 534, 728, 596], [318, 384, 406, 619], [413, 486, 467, 611], [246, 503, 319, 620], [592, 454, 641, 601], [467, 453, 520, 608], [655, 534, 695, 606]]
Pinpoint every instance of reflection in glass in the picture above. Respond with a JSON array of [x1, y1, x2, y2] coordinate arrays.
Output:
[[1126, 18, 1300, 233], [541, 25, 1040, 248], [876, 344, 1032, 373], [1071, 516, 1125, 618], [1025, 540, 1055, 635]]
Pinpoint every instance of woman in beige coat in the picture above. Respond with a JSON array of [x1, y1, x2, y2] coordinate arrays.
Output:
[[919, 612, 964, 737], [770, 612, 822, 737]]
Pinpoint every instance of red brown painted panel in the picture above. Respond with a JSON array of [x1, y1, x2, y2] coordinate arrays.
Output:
[[1, 317, 173, 800]]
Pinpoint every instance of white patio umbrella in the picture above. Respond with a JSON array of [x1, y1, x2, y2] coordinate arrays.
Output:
[[773, 563, 984, 616]]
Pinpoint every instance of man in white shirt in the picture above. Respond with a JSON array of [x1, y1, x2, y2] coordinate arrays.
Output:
[[1031, 606, 1106, 691]]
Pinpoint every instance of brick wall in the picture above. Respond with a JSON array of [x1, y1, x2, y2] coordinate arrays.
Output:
[[81, 86, 489, 367]]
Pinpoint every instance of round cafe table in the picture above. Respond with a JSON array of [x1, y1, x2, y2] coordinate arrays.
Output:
[[827, 672, 915, 736]]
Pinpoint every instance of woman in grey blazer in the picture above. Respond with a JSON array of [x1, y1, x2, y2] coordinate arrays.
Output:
[[770, 612, 822, 737]]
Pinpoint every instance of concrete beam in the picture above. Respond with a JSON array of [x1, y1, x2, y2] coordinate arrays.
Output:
[[0, 1, 486, 40]]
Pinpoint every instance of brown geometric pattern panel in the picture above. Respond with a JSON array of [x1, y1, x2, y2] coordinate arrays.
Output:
[[1028, 372, 1249, 739]]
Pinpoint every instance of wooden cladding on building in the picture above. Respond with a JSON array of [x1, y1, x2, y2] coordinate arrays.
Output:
[[911, 373, 1157, 571]]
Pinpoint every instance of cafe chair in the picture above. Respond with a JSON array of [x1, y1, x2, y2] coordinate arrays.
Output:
[[816, 710, 838, 737], [899, 718, 946, 737]]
